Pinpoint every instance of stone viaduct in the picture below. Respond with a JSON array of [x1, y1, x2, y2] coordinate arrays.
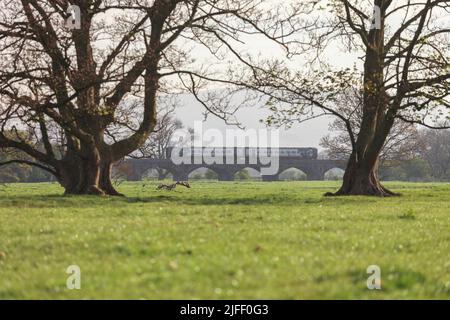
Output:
[[116, 154, 347, 182]]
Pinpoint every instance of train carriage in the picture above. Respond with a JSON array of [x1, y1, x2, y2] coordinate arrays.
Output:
[[166, 147, 318, 160]]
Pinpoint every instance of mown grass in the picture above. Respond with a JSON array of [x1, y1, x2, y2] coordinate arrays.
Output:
[[0, 181, 449, 299]]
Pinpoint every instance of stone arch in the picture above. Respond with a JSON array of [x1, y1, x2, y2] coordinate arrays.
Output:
[[324, 167, 345, 181], [279, 167, 307, 181], [186, 167, 220, 181], [141, 167, 173, 181], [234, 167, 261, 181]]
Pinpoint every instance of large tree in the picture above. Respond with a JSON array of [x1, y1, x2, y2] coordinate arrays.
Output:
[[0, 0, 299, 195], [245, 0, 450, 196]]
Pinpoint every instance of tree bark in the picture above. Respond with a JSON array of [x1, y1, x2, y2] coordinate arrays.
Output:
[[57, 147, 122, 196], [328, 152, 398, 197], [99, 161, 124, 196]]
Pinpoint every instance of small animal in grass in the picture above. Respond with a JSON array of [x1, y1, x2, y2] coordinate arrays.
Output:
[[157, 181, 191, 191]]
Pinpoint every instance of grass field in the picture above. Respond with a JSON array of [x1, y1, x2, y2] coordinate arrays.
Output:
[[0, 181, 449, 299]]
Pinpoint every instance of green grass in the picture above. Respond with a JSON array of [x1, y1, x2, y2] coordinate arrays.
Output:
[[0, 181, 450, 299]]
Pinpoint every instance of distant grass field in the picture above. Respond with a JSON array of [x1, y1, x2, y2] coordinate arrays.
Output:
[[0, 181, 449, 299]]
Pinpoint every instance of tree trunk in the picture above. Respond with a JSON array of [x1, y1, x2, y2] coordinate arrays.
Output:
[[328, 151, 398, 197], [99, 161, 124, 196], [58, 161, 81, 195], [57, 150, 122, 196], [327, 9, 399, 198]]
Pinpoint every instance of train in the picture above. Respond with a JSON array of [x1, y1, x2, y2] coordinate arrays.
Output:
[[165, 147, 318, 160]]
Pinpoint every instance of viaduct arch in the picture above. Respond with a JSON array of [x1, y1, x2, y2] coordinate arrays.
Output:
[[115, 158, 347, 182]]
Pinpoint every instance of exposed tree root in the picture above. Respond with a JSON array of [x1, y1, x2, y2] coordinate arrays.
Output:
[[325, 184, 401, 197]]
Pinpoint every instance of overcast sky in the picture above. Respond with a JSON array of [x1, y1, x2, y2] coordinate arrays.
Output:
[[172, 37, 357, 150], [173, 94, 333, 149]]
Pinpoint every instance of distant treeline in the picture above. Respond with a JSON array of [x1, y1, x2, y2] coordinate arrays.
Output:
[[0, 151, 54, 183], [0, 162, 54, 183]]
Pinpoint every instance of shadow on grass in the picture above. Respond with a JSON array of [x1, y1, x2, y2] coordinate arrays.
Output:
[[0, 183, 390, 209], [0, 193, 333, 208], [125, 195, 328, 206]]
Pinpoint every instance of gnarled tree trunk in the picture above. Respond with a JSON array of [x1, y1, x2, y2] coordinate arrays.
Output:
[[58, 158, 122, 196], [99, 160, 123, 196], [56, 142, 123, 196], [58, 160, 122, 196], [331, 152, 397, 197]]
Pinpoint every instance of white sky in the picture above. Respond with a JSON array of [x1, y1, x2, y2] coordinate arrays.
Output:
[[174, 28, 358, 149]]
